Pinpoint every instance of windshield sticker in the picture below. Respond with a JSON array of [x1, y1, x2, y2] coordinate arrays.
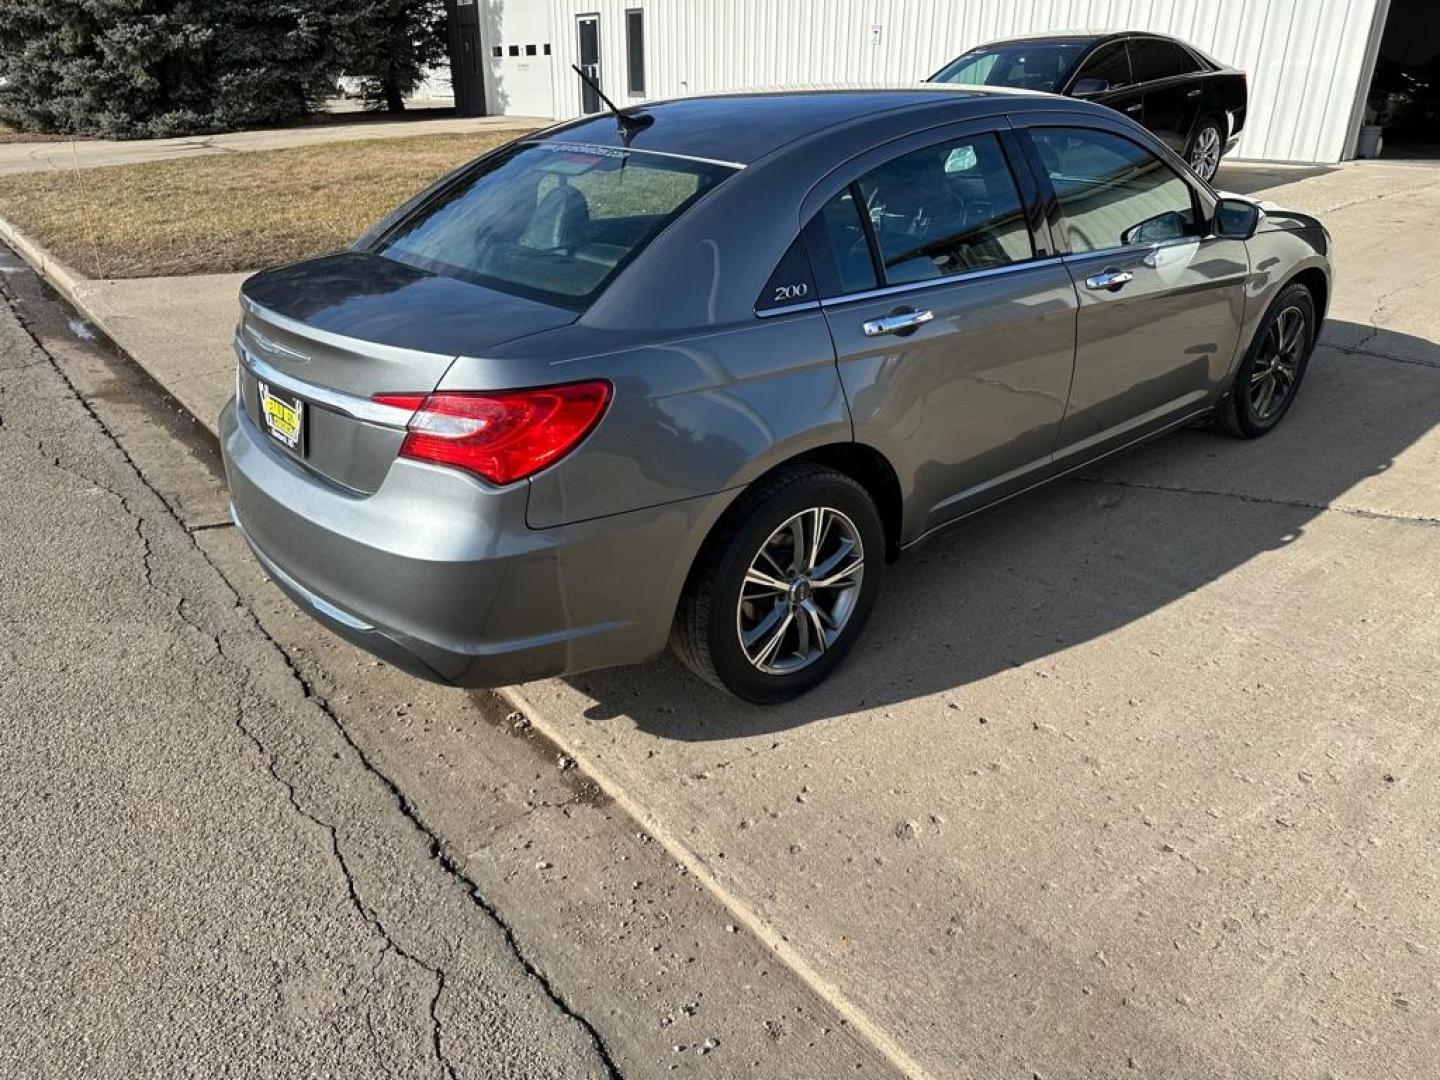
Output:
[[535, 141, 631, 160]]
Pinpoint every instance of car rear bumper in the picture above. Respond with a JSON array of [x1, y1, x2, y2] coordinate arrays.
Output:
[[221, 398, 728, 687]]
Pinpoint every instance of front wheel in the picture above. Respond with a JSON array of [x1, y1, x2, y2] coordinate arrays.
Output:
[[672, 465, 884, 703], [1187, 118, 1225, 183], [1216, 283, 1318, 438]]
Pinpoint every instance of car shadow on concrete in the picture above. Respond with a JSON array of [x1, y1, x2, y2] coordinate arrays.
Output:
[[1214, 163, 1336, 196], [562, 321, 1439, 739]]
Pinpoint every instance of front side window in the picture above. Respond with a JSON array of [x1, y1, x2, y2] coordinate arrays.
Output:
[[371, 142, 732, 309], [932, 42, 1088, 93], [1030, 128, 1199, 253]]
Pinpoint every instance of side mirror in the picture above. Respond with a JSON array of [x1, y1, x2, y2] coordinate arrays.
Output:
[[1071, 77, 1110, 97], [1121, 210, 1189, 246], [1213, 197, 1261, 240]]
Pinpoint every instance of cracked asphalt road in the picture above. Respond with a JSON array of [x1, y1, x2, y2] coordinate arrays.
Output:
[[0, 287, 610, 1076]]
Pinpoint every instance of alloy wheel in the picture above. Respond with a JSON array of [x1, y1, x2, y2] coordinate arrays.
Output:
[[1190, 125, 1222, 181], [1249, 305, 1308, 421], [736, 507, 865, 676]]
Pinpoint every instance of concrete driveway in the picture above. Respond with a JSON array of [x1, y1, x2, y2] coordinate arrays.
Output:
[[505, 161, 1440, 1079], [7, 158, 1438, 1078]]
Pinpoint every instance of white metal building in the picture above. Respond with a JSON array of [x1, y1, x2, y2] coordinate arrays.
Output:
[[460, 0, 1433, 165]]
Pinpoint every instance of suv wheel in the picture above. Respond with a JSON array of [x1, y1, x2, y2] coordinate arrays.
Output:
[[1217, 283, 1318, 438], [673, 465, 884, 703]]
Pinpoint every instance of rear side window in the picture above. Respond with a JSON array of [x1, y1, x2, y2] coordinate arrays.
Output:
[[856, 133, 1034, 285], [1130, 39, 1201, 83], [1072, 41, 1131, 90], [371, 142, 733, 309], [808, 134, 1034, 295], [807, 188, 880, 296], [1030, 128, 1199, 253]]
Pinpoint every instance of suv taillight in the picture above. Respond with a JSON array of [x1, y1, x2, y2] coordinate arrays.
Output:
[[373, 381, 611, 485]]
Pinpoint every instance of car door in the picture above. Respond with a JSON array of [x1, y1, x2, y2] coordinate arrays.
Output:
[[1066, 39, 1146, 131], [804, 122, 1078, 537], [1020, 119, 1249, 459], [1130, 37, 1205, 152]]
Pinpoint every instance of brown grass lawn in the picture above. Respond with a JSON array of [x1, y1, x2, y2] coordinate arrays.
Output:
[[0, 130, 528, 278]]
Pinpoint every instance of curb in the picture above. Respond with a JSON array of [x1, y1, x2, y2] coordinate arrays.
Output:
[[0, 214, 243, 433], [2, 218, 928, 1080], [498, 681, 935, 1080], [0, 215, 94, 318]]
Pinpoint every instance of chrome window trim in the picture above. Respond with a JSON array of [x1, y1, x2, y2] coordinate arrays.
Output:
[[1058, 233, 1209, 264], [817, 256, 1065, 308], [235, 338, 417, 429], [520, 139, 746, 171], [755, 299, 823, 319]]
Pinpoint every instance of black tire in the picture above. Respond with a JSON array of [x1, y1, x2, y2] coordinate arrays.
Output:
[[1186, 116, 1226, 183], [672, 465, 885, 704], [1216, 282, 1318, 439]]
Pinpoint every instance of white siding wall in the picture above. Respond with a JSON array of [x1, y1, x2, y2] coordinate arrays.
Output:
[[536, 0, 1387, 163]]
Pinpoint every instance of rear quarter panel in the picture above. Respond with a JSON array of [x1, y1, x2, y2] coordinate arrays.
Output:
[[440, 315, 850, 529]]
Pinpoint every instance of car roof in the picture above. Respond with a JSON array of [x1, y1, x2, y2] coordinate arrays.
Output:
[[536, 85, 1051, 166], [974, 30, 1108, 45]]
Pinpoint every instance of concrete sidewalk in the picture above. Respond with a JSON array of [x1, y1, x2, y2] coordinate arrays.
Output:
[[7, 159, 1440, 1079], [0, 114, 546, 176]]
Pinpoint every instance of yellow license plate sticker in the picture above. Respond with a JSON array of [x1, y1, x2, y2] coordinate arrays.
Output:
[[258, 381, 304, 451]]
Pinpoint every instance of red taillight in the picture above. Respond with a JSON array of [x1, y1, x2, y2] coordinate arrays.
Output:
[[373, 380, 611, 485]]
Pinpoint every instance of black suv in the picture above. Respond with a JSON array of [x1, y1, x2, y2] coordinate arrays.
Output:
[[930, 32, 1248, 182]]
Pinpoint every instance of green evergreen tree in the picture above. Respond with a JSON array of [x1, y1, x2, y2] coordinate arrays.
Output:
[[0, 1, 346, 138], [340, 0, 448, 113]]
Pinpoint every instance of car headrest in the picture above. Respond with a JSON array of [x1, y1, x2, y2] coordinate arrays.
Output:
[[522, 184, 591, 250]]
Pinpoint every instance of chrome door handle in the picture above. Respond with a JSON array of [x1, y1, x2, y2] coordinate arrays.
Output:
[[862, 309, 934, 337], [1126, 103, 1143, 113], [1187, 88, 1202, 98], [1085, 269, 1134, 292]]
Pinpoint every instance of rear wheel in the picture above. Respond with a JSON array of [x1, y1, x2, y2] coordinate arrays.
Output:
[[1217, 283, 1318, 438], [1187, 117, 1225, 182], [673, 465, 884, 703]]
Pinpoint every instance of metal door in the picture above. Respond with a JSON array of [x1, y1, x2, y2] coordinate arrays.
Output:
[[1020, 119, 1248, 457], [448, 0, 487, 117], [804, 123, 1078, 535], [577, 15, 601, 114]]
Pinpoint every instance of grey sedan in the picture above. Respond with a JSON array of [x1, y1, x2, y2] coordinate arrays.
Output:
[[222, 87, 1331, 702]]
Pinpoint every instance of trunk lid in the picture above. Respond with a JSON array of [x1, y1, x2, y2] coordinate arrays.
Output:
[[235, 252, 577, 493]]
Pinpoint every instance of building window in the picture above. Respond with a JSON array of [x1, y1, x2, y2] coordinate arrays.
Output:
[[525, 44, 537, 56], [626, 9, 646, 95], [543, 43, 551, 55], [508, 45, 520, 56], [492, 46, 503, 58]]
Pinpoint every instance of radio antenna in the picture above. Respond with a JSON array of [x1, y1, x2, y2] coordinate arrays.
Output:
[[570, 64, 653, 144]]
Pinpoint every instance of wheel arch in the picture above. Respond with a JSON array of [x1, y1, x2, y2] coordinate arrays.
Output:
[[671, 441, 905, 630], [775, 442, 905, 561], [1287, 265, 1330, 322]]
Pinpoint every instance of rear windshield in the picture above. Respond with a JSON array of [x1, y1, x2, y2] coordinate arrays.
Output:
[[931, 42, 1087, 93], [370, 142, 735, 310]]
